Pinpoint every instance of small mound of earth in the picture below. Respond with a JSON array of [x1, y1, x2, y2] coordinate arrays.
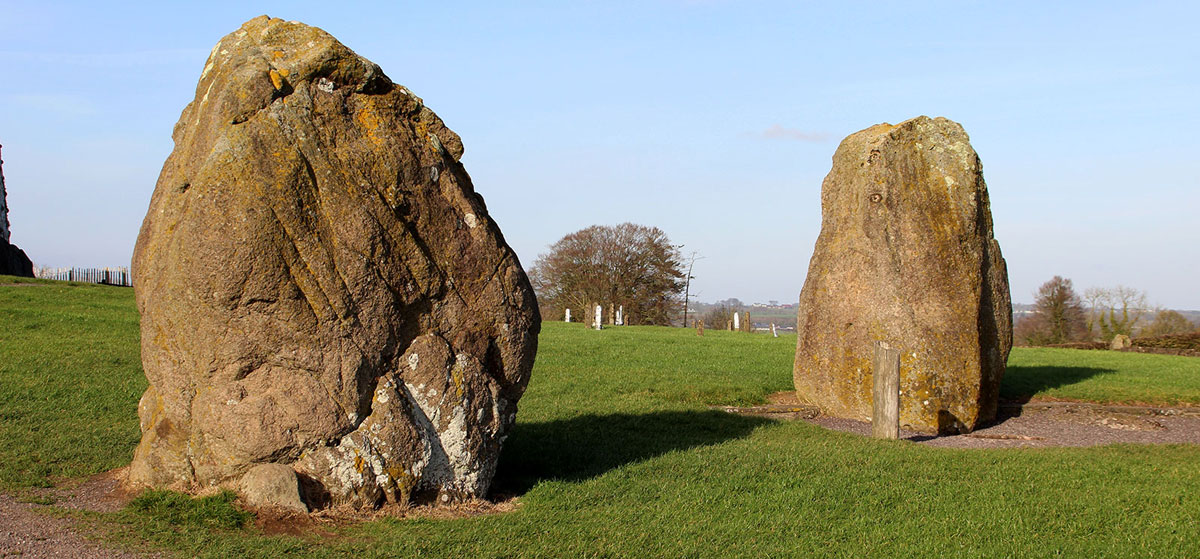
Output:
[[728, 392, 1200, 448]]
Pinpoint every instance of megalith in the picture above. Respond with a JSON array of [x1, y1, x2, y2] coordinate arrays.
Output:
[[0, 145, 35, 277], [793, 116, 1011, 434], [128, 16, 540, 509]]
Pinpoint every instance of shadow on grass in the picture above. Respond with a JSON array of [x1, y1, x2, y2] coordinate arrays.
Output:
[[999, 365, 1115, 405], [493, 410, 771, 495]]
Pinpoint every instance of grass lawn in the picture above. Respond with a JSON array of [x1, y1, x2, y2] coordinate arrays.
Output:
[[1004, 347, 1200, 406], [2, 276, 1199, 557]]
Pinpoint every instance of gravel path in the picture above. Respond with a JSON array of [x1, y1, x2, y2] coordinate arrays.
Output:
[[807, 400, 1200, 448], [0, 470, 160, 559]]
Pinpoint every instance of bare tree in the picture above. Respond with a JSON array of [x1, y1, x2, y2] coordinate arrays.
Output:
[[1082, 287, 1107, 338], [528, 223, 686, 326], [1085, 286, 1149, 341], [681, 252, 702, 327]]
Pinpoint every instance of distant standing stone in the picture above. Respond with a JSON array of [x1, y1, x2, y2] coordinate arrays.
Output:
[[565, 308, 571, 322], [793, 116, 1012, 434], [1110, 334, 1132, 350], [127, 16, 539, 510]]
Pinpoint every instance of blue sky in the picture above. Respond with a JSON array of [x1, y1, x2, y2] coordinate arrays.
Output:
[[2, 1, 1197, 308]]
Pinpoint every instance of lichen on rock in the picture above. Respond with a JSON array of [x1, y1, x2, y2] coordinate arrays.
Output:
[[127, 16, 539, 510]]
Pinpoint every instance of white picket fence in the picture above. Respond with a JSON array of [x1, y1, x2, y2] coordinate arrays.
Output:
[[35, 266, 132, 287]]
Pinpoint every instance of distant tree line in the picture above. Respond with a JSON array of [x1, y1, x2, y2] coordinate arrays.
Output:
[[1015, 276, 1197, 346]]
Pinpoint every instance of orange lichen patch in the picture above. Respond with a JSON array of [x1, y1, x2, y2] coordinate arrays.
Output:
[[451, 362, 466, 401], [269, 69, 285, 90], [272, 50, 285, 60], [355, 101, 385, 147]]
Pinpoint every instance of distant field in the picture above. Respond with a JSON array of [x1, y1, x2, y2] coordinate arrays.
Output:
[[2, 277, 1198, 558]]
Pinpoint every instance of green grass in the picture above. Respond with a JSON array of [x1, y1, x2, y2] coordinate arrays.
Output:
[[1004, 347, 1200, 405], [0, 275, 144, 489], [3, 277, 1200, 557], [128, 490, 251, 531]]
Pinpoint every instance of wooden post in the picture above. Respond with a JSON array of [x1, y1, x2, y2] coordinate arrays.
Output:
[[872, 341, 901, 439], [771, 323, 778, 337]]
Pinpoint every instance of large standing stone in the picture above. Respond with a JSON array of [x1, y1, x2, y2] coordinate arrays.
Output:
[[127, 16, 540, 509], [793, 116, 1011, 434], [0, 145, 34, 277]]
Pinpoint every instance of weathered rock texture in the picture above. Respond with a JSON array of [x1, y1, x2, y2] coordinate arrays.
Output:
[[793, 116, 1011, 434], [128, 16, 540, 509], [0, 146, 35, 278]]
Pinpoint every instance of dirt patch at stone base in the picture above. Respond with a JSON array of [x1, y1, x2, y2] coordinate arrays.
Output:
[[741, 391, 1200, 449], [1, 466, 523, 555]]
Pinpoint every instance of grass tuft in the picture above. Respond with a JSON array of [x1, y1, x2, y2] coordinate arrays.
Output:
[[128, 490, 251, 531]]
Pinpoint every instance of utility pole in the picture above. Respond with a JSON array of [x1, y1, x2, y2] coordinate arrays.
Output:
[[682, 251, 703, 328]]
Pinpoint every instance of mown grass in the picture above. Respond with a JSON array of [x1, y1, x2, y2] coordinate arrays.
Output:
[[2, 277, 1199, 557], [1004, 347, 1200, 405], [0, 275, 144, 489]]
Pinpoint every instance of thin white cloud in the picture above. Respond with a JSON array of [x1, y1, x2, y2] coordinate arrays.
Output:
[[759, 124, 829, 142]]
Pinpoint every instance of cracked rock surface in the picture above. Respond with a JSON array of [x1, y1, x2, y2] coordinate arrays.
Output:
[[128, 16, 539, 509]]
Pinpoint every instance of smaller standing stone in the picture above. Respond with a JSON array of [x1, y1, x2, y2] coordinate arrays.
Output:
[[239, 464, 308, 514], [793, 116, 1011, 434], [733, 312, 740, 331], [1110, 334, 1132, 350], [594, 304, 603, 330], [565, 308, 571, 323], [697, 320, 705, 336]]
